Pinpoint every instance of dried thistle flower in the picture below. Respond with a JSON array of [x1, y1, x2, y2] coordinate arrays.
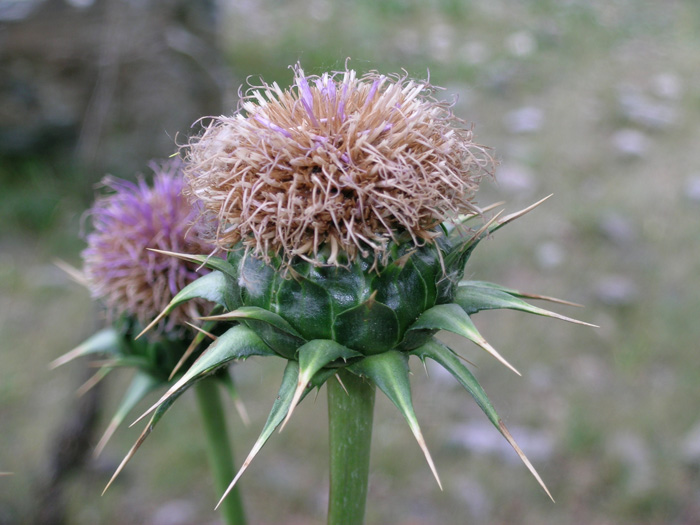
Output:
[[185, 64, 492, 265], [82, 159, 213, 334], [101, 64, 594, 522]]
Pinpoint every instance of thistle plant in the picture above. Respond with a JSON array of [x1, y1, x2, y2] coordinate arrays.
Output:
[[118, 65, 593, 523], [52, 160, 247, 525]]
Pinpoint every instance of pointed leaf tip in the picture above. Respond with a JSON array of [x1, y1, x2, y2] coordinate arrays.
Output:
[[50, 328, 121, 369], [218, 361, 301, 508], [488, 194, 553, 235], [53, 258, 89, 287], [280, 340, 360, 431], [499, 420, 554, 502], [349, 351, 442, 489], [411, 339, 553, 501], [94, 373, 160, 457], [136, 271, 230, 340], [455, 285, 597, 328], [408, 304, 521, 375], [131, 324, 275, 427]]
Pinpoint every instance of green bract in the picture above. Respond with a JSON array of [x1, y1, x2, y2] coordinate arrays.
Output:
[[51, 313, 247, 460], [124, 198, 593, 505]]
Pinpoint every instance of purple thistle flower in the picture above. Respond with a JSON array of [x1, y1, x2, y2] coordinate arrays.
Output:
[[82, 159, 214, 334]]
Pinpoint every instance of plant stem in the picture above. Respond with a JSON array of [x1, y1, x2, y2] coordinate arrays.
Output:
[[195, 377, 247, 525], [327, 369, 376, 525]]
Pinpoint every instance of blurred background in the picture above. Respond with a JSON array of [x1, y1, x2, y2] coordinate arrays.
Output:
[[2, 0, 700, 523]]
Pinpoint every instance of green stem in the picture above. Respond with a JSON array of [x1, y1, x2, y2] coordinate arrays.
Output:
[[194, 377, 247, 525], [327, 369, 376, 525]]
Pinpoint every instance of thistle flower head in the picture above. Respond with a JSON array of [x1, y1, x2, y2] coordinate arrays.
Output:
[[82, 159, 214, 334], [185, 63, 492, 266], [101, 65, 595, 509]]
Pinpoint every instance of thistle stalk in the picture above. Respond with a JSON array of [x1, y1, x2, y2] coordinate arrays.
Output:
[[327, 370, 376, 525], [195, 376, 247, 525]]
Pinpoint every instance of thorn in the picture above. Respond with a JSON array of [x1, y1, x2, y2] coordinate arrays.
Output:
[[147, 247, 196, 261], [94, 419, 120, 458], [76, 368, 110, 397], [197, 312, 241, 322], [394, 249, 416, 269], [496, 194, 552, 229], [550, 314, 598, 328], [286, 266, 302, 281], [168, 334, 201, 381], [102, 421, 152, 495], [365, 290, 378, 309], [476, 338, 521, 376], [233, 395, 251, 427], [452, 350, 477, 368], [136, 308, 169, 340], [479, 201, 506, 213], [185, 322, 218, 341], [335, 373, 349, 395], [53, 258, 89, 287], [408, 419, 442, 490], [215, 440, 263, 509], [459, 210, 504, 250], [86, 359, 118, 368], [49, 346, 85, 369], [499, 420, 554, 502], [279, 375, 309, 432], [519, 293, 583, 308]]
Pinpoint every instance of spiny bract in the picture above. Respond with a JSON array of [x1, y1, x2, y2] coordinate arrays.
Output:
[[132, 199, 593, 505]]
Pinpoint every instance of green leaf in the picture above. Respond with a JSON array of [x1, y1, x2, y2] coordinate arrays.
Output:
[[349, 351, 442, 489], [50, 328, 121, 368], [238, 253, 280, 309], [410, 338, 553, 501], [201, 306, 306, 359], [132, 325, 276, 427], [455, 284, 595, 327], [459, 280, 582, 307], [406, 303, 520, 375], [372, 256, 427, 334], [94, 372, 161, 457], [307, 261, 369, 313], [216, 360, 299, 508], [334, 296, 400, 355], [136, 271, 234, 339], [275, 272, 334, 341], [167, 311, 224, 381], [281, 340, 362, 430], [406, 245, 440, 307]]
